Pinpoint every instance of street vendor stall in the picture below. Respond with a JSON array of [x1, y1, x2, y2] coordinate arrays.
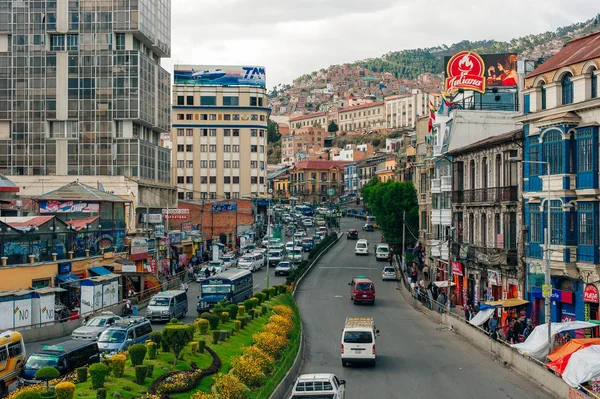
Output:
[[80, 274, 120, 315], [468, 298, 529, 326]]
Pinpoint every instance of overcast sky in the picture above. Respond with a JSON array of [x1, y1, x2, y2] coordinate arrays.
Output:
[[165, 0, 599, 89]]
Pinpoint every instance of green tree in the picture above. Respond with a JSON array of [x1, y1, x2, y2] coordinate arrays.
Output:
[[327, 120, 339, 133], [361, 179, 419, 253], [161, 321, 195, 364], [267, 119, 281, 143]]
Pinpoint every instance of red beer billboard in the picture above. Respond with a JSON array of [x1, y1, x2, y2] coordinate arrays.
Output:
[[444, 52, 518, 95]]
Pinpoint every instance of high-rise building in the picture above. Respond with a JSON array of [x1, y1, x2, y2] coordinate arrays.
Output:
[[171, 65, 270, 200], [0, 1, 175, 227]]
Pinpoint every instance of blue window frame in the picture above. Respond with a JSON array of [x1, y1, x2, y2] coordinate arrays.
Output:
[[592, 70, 598, 99], [576, 127, 598, 189], [543, 130, 563, 174], [561, 73, 574, 105], [549, 200, 564, 245], [578, 202, 599, 262], [528, 203, 543, 259]]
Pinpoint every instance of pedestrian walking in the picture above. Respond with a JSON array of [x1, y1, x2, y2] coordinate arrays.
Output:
[[438, 291, 446, 313], [464, 305, 470, 321], [423, 265, 429, 281]]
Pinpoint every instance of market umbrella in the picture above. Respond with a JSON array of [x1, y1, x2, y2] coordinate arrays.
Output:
[[546, 338, 600, 375]]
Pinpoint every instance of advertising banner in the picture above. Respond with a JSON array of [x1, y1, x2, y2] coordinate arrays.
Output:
[[584, 284, 599, 303], [130, 238, 148, 261], [110, 280, 119, 305], [13, 297, 32, 328], [0, 301, 11, 330], [444, 52, 518, 95], [451, 261, 463, 276], [102, 281, 118, 308], [143, 214, 163, 224], [39, 200, 100, 213], [212, 202, 238, 212], [80, 284, 94, 315], [488, 270, 501, 286], [39, 294, 55, 324], [162, 209, 189, 220], [174, 65, 266, 88]]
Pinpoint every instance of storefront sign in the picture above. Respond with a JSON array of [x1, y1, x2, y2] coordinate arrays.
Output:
[[532, 288, 574, 304], [182, 222, 193, 232], [122, 265, 136, 273], [451, 261, 463, 276], [444, 51, 486, 95], [57, 262, 72, 274], [150, 259, 156, 274], [211, 202, 238, 212], [142, 214, 163, 224], [130, 238, 148, 261], [488, 270, 501, 286], [162, 209, 189, 220], [39, 200, 100, 214], [584, 284, 599, 303]]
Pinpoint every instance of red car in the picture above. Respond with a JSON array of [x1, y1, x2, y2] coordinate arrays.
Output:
[[349, 276, 376, 305], [346, 229, 359, 239]]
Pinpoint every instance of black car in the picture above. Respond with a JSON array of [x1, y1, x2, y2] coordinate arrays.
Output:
[[346, 229, 359, 239], [362, 223, 374, 232]]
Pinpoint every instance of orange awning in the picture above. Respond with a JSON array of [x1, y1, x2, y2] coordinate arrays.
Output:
[[546, 338, 600, 375]]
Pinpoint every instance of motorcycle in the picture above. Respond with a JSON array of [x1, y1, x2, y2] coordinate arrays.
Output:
[[122, 300, 133, 317]]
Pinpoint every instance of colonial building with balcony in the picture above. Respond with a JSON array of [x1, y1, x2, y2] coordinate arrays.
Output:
[[448, 129, 523, 308], [344, 162, 360, 197], [289, 160, 347, 203], [517, 31, 600, 324]]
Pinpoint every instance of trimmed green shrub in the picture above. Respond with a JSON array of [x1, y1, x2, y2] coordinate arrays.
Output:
[[128, 344, 147, 366], [161, 323, 195, 365], [198, 339, 206, 354], [243, 299, 253, 312], [220, 311, 229, 324], [169, 318, 179, 324], [268, 287, 277, 298], [149, 331, 162, 350], [76, 367, 87, 383], [233, 320, 241, 331], [237, 305, 246, 317], [248, 309, 255, 320], [200, 312, 219, 330], [146, 341, 157, 360], [14, 391, 42, 399], [212, 330, 219, 345], [277, 284, 286, 294], [40, 392, 55, 399], [55, 382, 75, 399], [89, 363, 109, 389], [34, 366, 60, 390], [253, 292, 264, 305], [262, 288, 270, 300], [190, 341, 199, 355], [146, 364, 154, 378], [195, 318, 210, 334], [161, 337, 170, 353], [134, 365, 147, 385], [249, 297, 259, 309], [96, 388, 106, 399], [227, 303, 239, 319], [212, 302, 225, 318], [261, 305, 268, 315]]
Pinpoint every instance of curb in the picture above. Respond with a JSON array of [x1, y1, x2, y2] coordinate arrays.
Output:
[[269, 233, 342, 399]]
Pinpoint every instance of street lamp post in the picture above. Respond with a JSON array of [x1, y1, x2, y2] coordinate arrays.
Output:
[[266, 189, 273, 290], [510, 157, 552, 350]]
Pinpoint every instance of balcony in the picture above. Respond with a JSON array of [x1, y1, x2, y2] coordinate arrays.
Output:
[[431, 241, 449, 260], [451, 242, 518, 267], [452, 186, 518, 204], [441, 176, 452, 192], [431, 178, 441, 194]]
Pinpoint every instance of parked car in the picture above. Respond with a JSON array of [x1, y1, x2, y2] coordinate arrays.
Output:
[[71, 312, 122, 341], [346, 229, 359, 240]]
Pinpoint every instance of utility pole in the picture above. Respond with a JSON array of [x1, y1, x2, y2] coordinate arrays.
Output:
[[266, 189, 273, 289], [402, 210, 406, 262]]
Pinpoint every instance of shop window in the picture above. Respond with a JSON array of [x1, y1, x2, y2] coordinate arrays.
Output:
[[32, 278, 50, 289]]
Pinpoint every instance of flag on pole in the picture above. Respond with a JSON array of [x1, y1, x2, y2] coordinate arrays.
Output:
[[428, 101, 436, 133]]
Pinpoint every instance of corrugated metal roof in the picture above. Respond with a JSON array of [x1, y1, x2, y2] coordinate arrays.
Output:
[[35, 182, 132, 203], [447, 129, 522, 156], [528, 32, 600, 79]]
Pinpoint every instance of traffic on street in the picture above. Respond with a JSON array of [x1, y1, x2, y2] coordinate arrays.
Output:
[[295, 217, 553, 399]]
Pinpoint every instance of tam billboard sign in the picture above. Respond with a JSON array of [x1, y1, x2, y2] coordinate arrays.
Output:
[[174, 65, 266, 88]]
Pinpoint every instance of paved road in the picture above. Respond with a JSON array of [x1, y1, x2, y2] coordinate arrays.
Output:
[[296, 218, 553, 399]]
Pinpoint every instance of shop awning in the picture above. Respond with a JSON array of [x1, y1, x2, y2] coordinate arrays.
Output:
[[468, 307, 495, 327], [34, 287, 67, 295], [88, 267, 112, 276], [483, 298, 529, 308], [55, 273, 80, 284], [433, 281, 455, 288]]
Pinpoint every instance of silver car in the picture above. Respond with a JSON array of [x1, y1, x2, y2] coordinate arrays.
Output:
[[71, 313, 122, 340], [381, 266, 397, 281]]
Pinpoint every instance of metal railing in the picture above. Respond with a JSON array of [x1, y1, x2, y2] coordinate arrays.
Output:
[[452, 186, 518, 204]]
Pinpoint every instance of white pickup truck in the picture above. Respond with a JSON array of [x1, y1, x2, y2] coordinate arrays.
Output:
[[289, 373, 346, 399]]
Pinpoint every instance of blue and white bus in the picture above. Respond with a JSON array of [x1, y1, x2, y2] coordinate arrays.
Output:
[[295, 205, 314, 217], [196, 270, 253, 314]]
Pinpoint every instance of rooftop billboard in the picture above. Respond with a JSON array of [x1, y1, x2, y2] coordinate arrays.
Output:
[[174, 65, 266, 88], [443, 52, 518, 95]]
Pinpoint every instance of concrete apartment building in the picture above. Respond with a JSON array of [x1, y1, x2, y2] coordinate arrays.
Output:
[[385, 90, 441, 130], [338, 101, 386, 133], [172, 69, 270, 200], [0, 1, 175, 224]]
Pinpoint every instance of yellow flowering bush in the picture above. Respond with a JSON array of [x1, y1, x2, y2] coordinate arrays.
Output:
[[231, 355, 265, 387], [110, 353, 126, 377], [8, 384, 44, 399], [253, 331, 287, 357], [242, 345, 274, 373], [55, 381, 76, 399], [190, 393, 214, 399], [268, 314, 293, 336], [272, 305, 293, 318], [212, 373, 247, 399]]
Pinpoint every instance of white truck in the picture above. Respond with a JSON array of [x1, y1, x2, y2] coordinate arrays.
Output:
[[289, 373, 346, 399], [341, 317, 379, 367]]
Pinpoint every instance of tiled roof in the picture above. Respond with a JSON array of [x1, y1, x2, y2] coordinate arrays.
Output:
[[339, 101, 384, 113], [527, 32, 600, 78], [289, 111, 327, 122], [293, 160, 348, 170], [66, 216, 99, 231], [0, 216, 54, 230], [35, 181, 132, 203]]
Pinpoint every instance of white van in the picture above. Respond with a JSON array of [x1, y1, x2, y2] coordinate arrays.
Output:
[[289, 373, 346, 399], [237, 252, 264, 272], [340, 317, 379, 367], [146, 290, 188, 322], [375, 243, 390, 261], [354, 239, 369, 255]]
